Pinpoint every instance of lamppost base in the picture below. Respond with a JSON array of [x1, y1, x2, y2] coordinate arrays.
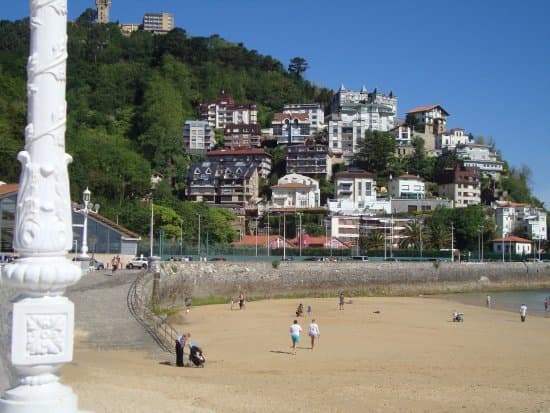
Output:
[[0, 381, 86, 413]]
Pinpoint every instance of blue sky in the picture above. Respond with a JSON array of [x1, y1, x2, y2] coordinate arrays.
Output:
[[2, 0, 549, 207]]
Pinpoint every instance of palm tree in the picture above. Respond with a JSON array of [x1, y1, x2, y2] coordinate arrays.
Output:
[[399, 221, 423, 249], [426, 222, 451, 250], [366, 230, 384, 250]]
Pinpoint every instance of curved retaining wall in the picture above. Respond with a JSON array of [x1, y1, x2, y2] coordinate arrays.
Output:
[[160, 261, 550, 300]]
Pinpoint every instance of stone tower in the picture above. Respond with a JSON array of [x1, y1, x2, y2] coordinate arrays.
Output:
[[95, 0, 111, 23]]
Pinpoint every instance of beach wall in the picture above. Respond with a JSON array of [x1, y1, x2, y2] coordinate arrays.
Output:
[[159, 261, 550, 302]]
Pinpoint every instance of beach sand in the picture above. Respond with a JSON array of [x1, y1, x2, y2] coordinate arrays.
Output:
[[63, 297, 550, 412]]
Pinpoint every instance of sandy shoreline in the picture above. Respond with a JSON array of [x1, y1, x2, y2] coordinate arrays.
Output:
[[63, 296, 550, 412]]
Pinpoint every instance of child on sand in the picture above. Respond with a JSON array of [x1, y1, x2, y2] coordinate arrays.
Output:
[[289, 320, 302, 355], [308, 319, 320, 350]]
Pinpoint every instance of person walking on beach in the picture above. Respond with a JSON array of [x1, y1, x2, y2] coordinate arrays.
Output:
[[486, 295, 491, 308], [519, 304, 527, 322], [238, 292, 245, 310], [308, 319, 320, 350], [544, 297, 548, 312], [339, 292, 345, 310], [289, 320, 302, 355]]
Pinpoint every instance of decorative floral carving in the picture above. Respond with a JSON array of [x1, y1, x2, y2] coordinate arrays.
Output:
[[26, 314, 66, 356]]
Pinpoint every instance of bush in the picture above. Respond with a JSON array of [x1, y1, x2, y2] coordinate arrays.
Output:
[[272, 259, 280, 269]]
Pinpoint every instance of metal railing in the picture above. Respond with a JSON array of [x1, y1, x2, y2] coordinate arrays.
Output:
[[127, 270, 180, 354]]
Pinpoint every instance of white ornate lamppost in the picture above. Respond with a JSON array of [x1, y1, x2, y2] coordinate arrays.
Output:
[[1, 0, 84, 411], [72, 188, 99, 269]]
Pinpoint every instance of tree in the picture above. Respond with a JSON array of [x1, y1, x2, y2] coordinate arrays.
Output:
[[353, 130, 396, 180], [366, 230, 384, 250], [76, 8, 97, 24], [288, 57, 308, 76], [399, 221, 424, 249]]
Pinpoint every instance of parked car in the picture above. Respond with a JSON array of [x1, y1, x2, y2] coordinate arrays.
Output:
[[350, 256, 369, 262], [126, 256, 148, 269], [90, 258, 105, 270], [210, 257, 226, 261]]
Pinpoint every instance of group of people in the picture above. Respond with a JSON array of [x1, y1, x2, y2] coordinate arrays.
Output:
[[175, 332, 205, 367], [289, 318, 320, 355]]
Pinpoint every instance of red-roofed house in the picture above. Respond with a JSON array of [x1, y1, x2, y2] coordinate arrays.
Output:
[[290, 233, 348, 250], [232, 234, 293, 250], [406, 104, 449, 135], [491, 236, 532, 256], [271, 174, 320, 209]]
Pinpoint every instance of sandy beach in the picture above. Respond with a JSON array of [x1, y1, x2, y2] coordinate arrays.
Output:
[[63, 296, 550, 412]]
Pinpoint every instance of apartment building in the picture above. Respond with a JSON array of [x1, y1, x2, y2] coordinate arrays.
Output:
[[494, 201, 547, 240], [223, 123, 262, 149], [283, 103, 325, 132], [270, 173, 320, 209], [272, 112, 311, 145], [333, 168, 376, 208], [391, 125, 412, 146], [183, 120, 215, 154], [119, 23, 140, 35], [143, 13, 174, 33], [285, 143, 332, 178], [389, 174, 425, 199], [327, 117, 368, 164], [199, 92, 258, 129], [437, 128, 471, 151], [437, 165, 481, 207], [406, 104, 449, 135], [206, 148, 272, 178], [455, 143, 504, 179], [329, 85, 397, 132], [186, 161, 259, 206]]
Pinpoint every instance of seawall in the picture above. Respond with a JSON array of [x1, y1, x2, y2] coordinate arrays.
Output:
[[159, 261, 550, 302]]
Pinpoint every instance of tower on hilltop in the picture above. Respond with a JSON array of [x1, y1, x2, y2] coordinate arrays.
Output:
[[95, 0, 111, 24]]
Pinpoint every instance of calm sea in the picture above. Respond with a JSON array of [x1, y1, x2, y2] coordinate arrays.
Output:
[[435, 289, 550, 317]]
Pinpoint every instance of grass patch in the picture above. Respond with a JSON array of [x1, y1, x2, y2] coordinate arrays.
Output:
[[190, 296, 229, 306], [151, 304, 181, 317]]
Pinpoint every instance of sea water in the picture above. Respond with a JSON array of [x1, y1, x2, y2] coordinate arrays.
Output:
[[438, 289, 550, 317]]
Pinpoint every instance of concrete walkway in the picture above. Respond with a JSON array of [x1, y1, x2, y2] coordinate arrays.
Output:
[[66, 269, 165, 356]]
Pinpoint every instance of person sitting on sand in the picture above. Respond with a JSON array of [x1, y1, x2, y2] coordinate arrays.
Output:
[[296, 303, 304, 317]]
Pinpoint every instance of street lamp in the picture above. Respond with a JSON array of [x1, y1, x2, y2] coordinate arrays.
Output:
[[72, 187, 100, 259], [255, 217, 259, 257], [197, 213, 201, 260], [296, 212, 302, 257]]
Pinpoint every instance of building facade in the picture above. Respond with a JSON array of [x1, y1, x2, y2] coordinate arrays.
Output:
[[455, 143, 504, 179], [186, 161, 259, 206], [270, 174, 320, 209], [333, 169, 377, 210], [183, 120, 216, 154], [437, 165, 481, 207], [199, 92, 258, 129], [283, 103, 325, 132], [206, 148, 272, 178], [329, 85, 398, 132], [492, 236, 532, 256], [389, 174, 425, 199], [494, 202, 547, 240], [285, 143, 332, 178], [407, 104, 449, 135], [437, 128, 471, 151], [142, 12, 174, 34], [272, 112, 311, 145], [223, 123, 262, 149], [95, 0, 111, 23]]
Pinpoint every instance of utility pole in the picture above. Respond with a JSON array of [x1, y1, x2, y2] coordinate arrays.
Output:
[[197, 213, 201, 260], [298, 212, 302, 257], [419, 219, 423, 259], [452, 222, 456, 262], [255, 217, 259, 257], [149, 197, 154, 257], [283, 211, 286, 260]]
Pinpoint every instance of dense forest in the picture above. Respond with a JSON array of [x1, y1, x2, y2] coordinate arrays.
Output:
[[0, 13, 332, 243]]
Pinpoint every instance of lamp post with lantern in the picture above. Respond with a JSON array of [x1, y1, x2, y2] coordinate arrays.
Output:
[[72, 187, 100, 272]]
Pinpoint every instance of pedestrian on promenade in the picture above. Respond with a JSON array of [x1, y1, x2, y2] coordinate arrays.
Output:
[[339, 292, 345, 310], [308, 319, 320, 350], [520, 304, 527, 322], [289, 319, 302, 355], [486, 295, 491, 308]]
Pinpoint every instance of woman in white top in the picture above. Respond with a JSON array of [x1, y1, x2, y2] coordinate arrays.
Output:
[[308, 319, 320, 350]]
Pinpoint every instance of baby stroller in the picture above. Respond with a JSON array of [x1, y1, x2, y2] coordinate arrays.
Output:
[[189, 345, 205, 367]]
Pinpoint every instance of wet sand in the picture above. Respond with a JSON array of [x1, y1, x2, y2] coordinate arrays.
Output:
[[63, 296, 550, 412]]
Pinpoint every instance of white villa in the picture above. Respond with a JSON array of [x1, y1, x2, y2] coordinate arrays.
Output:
[[437, 128, 471, 151], [494, 201, 547, 241], [270, 173, 320, 209], [389, 174, 425, 199]]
